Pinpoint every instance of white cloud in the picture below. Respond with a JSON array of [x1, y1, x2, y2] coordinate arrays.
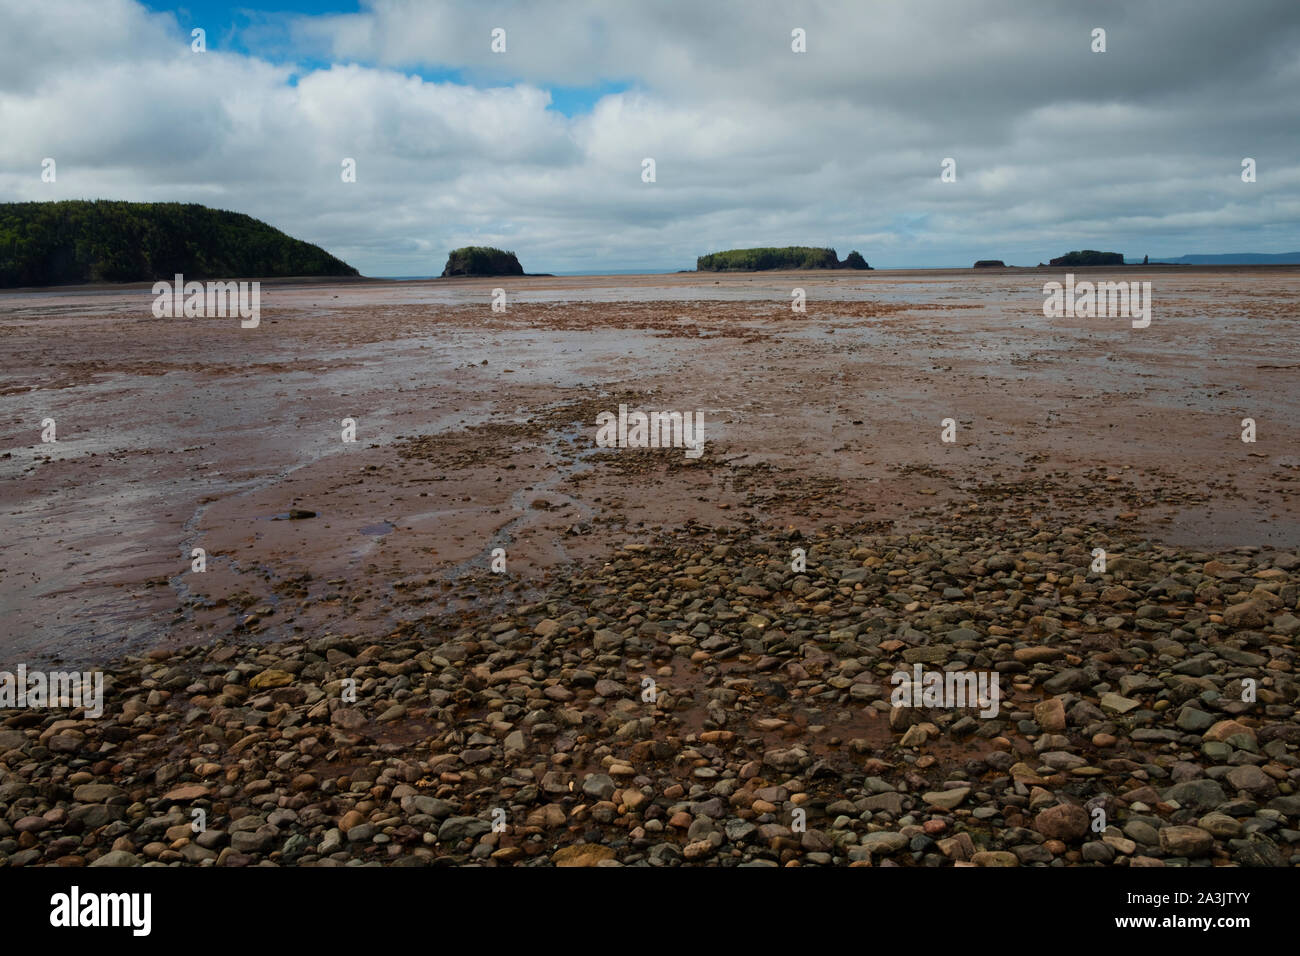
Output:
[[0, 0, 1298, 274]]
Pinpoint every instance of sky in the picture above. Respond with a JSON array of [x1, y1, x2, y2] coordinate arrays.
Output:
[[2, 0, 1299, 275]]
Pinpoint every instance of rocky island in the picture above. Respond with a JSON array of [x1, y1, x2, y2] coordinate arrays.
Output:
[[441, 246, 525, 277], [697, 247, 871, 271], [1048, 250, 1125, 267]]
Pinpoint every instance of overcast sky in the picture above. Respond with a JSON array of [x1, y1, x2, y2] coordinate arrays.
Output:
[[2, 0, 1298, 274]]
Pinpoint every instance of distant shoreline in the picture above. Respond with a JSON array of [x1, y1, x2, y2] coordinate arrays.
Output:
[[4, 262, 1300, 294]]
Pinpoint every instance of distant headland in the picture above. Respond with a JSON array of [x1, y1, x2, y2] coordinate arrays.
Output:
[[0, 200, 358, 287]]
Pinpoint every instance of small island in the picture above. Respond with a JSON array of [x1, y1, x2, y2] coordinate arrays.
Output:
[[1048, 250, 1124, 267], [697, 246, 871, 271], [973, 259, 1006, 268], [0, 200, 358, 287], [441, 246, 525, 277]]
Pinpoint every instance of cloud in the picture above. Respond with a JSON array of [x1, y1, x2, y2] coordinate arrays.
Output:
[[0, 0, 1297, 273]]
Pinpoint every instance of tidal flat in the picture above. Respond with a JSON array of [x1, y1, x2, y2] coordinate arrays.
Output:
[[0, 268, 1297, 867]]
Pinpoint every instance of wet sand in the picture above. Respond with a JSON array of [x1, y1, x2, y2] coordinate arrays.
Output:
[[1, 268, 1298, 667]]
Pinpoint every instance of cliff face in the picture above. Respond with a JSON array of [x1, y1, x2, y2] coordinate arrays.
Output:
[[0, 200, 358, 287], [441, 247, 524, 277]]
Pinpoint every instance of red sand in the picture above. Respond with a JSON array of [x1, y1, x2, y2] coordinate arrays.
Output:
[[2, 268, 1297, 666]]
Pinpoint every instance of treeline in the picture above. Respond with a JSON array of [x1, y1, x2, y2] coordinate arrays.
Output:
[[0, 200, 359, 287], [697, 247, 870, 271], [441, 246, 524, 277], [1049, 250, 1124, 267]]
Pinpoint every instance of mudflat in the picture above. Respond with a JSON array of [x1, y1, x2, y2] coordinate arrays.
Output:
[[4, 268, 1297, 664], [0, 268, 1298, 867]]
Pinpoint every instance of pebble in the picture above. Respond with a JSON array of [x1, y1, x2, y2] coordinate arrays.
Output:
[[0, 520, 1293, 870]]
